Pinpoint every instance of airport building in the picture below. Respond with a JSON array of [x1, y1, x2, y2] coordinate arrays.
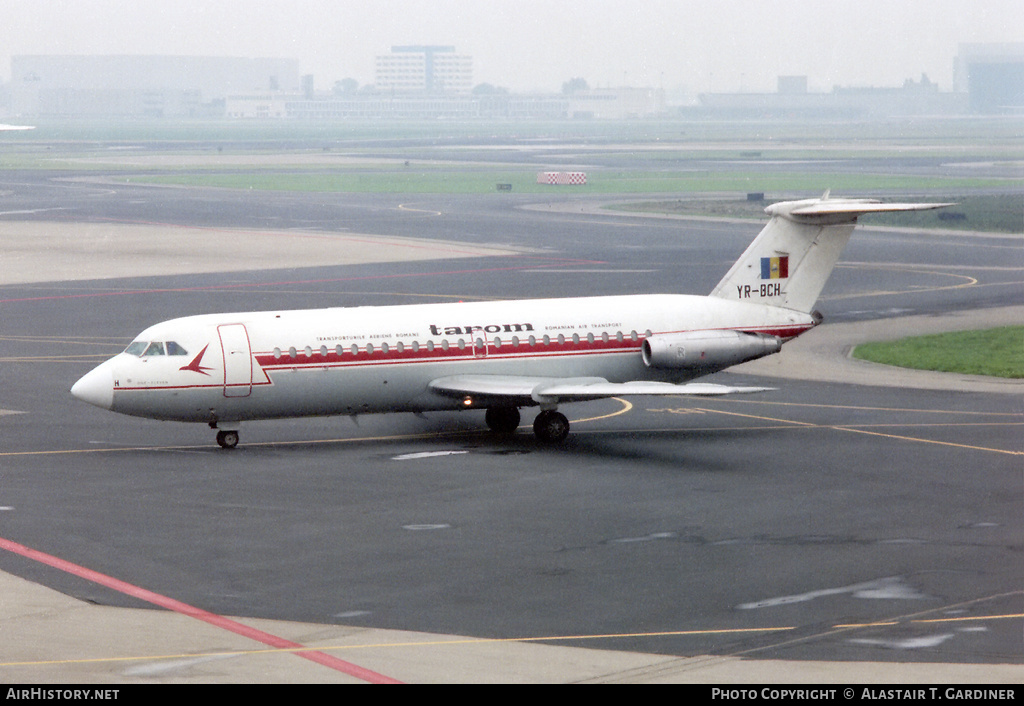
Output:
[[696, 74, 966, 120], [695, 44, 1024, 119], [224, 86, 665, 121], [954, 43, 1024, 113], [10, 55, 300, 118], [566, 87, 666, 120], [375, 46, 473, 95]]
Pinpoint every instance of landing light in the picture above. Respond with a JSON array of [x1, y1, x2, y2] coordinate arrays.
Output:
[[462, 396, 474, 407]]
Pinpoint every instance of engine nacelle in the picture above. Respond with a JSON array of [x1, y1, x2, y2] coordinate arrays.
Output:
[[641, 330, 781, 371]]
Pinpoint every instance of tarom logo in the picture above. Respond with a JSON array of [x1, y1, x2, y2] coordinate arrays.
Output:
[[179, 344, 214, 376]]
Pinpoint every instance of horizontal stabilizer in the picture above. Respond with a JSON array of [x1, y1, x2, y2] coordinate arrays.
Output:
[[767, 197, 956, 225]]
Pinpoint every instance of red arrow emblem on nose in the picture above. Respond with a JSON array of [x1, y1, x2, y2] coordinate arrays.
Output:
[[180, 344, 214, 376]]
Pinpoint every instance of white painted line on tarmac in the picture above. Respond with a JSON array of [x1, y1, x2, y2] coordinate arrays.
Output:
[[392, 450, 469, 460], [737, 576, 927, 610]]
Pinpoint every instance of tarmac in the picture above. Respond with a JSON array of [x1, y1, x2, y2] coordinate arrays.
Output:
[[2, 569, 1022, 684], [1, 219, 1020, 684]]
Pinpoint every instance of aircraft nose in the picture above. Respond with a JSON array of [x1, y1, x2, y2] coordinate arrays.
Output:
[[71, 364, 114, 410]]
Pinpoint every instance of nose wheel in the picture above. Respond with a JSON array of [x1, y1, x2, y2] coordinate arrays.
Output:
[[533, 410, 569, 442], [216, 429, 239, 449]]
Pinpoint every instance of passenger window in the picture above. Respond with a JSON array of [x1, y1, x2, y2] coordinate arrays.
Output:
[[165, 341, 188, 356], [143, 342, 165, 356]]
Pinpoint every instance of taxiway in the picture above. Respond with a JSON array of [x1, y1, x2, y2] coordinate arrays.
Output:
[[0, 172, 1020, 683]]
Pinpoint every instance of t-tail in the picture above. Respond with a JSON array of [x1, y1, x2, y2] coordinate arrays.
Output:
[[710, 192, 954, 314]]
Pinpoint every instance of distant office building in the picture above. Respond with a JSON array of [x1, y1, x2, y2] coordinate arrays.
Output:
[[375, 46, 473, 94], [11, 55, 300, 117], [954, 43, 1024, 113]]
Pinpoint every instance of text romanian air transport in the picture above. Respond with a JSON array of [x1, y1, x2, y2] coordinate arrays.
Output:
[[71, 195, 950, 448]]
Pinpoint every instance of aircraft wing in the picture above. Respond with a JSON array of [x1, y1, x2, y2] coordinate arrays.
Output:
[[427, 375, 774, 406]]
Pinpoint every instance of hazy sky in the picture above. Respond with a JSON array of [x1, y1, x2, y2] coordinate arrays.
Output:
[[4, 0, 1021, 94]]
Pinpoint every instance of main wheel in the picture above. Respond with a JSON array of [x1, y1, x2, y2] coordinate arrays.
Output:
[[216, 429, 239, 449], [485, 406, 521, 434], [533, 410, 569, 442]]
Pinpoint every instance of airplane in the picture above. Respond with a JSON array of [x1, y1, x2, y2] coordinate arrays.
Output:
[[71, 194, 951, 448]]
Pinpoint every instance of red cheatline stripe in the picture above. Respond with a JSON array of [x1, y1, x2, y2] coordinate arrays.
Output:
[[0, 536, 401, 684]]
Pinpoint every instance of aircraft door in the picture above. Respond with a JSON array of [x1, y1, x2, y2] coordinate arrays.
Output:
[[218, 324, 253, 398]]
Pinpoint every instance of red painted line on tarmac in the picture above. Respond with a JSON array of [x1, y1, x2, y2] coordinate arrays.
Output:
[[0, 536, 402, 684]]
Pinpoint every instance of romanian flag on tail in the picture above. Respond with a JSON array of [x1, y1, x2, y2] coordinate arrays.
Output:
[[761, 255, 789, 280]]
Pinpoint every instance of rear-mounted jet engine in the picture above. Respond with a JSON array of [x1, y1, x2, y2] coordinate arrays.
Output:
[[641, 330, 782, 373]]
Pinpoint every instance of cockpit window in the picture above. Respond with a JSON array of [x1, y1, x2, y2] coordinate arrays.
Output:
[[125, 341, 189, 357]]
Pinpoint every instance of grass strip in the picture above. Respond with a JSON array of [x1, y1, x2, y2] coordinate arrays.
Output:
[[851, 326, 1024, 378]]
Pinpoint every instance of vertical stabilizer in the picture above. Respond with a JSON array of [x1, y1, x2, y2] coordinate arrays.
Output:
[[710, 195, 953, 314]]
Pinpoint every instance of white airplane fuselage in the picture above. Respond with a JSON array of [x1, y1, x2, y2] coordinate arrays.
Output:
[[74, 294, 812, 425]]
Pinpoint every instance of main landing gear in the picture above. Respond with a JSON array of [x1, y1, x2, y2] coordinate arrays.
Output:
[[485, 406, 569, 442], [210, 422, 239, 449], [485, 406, 521, 434], [533, 410, 570, 443]]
